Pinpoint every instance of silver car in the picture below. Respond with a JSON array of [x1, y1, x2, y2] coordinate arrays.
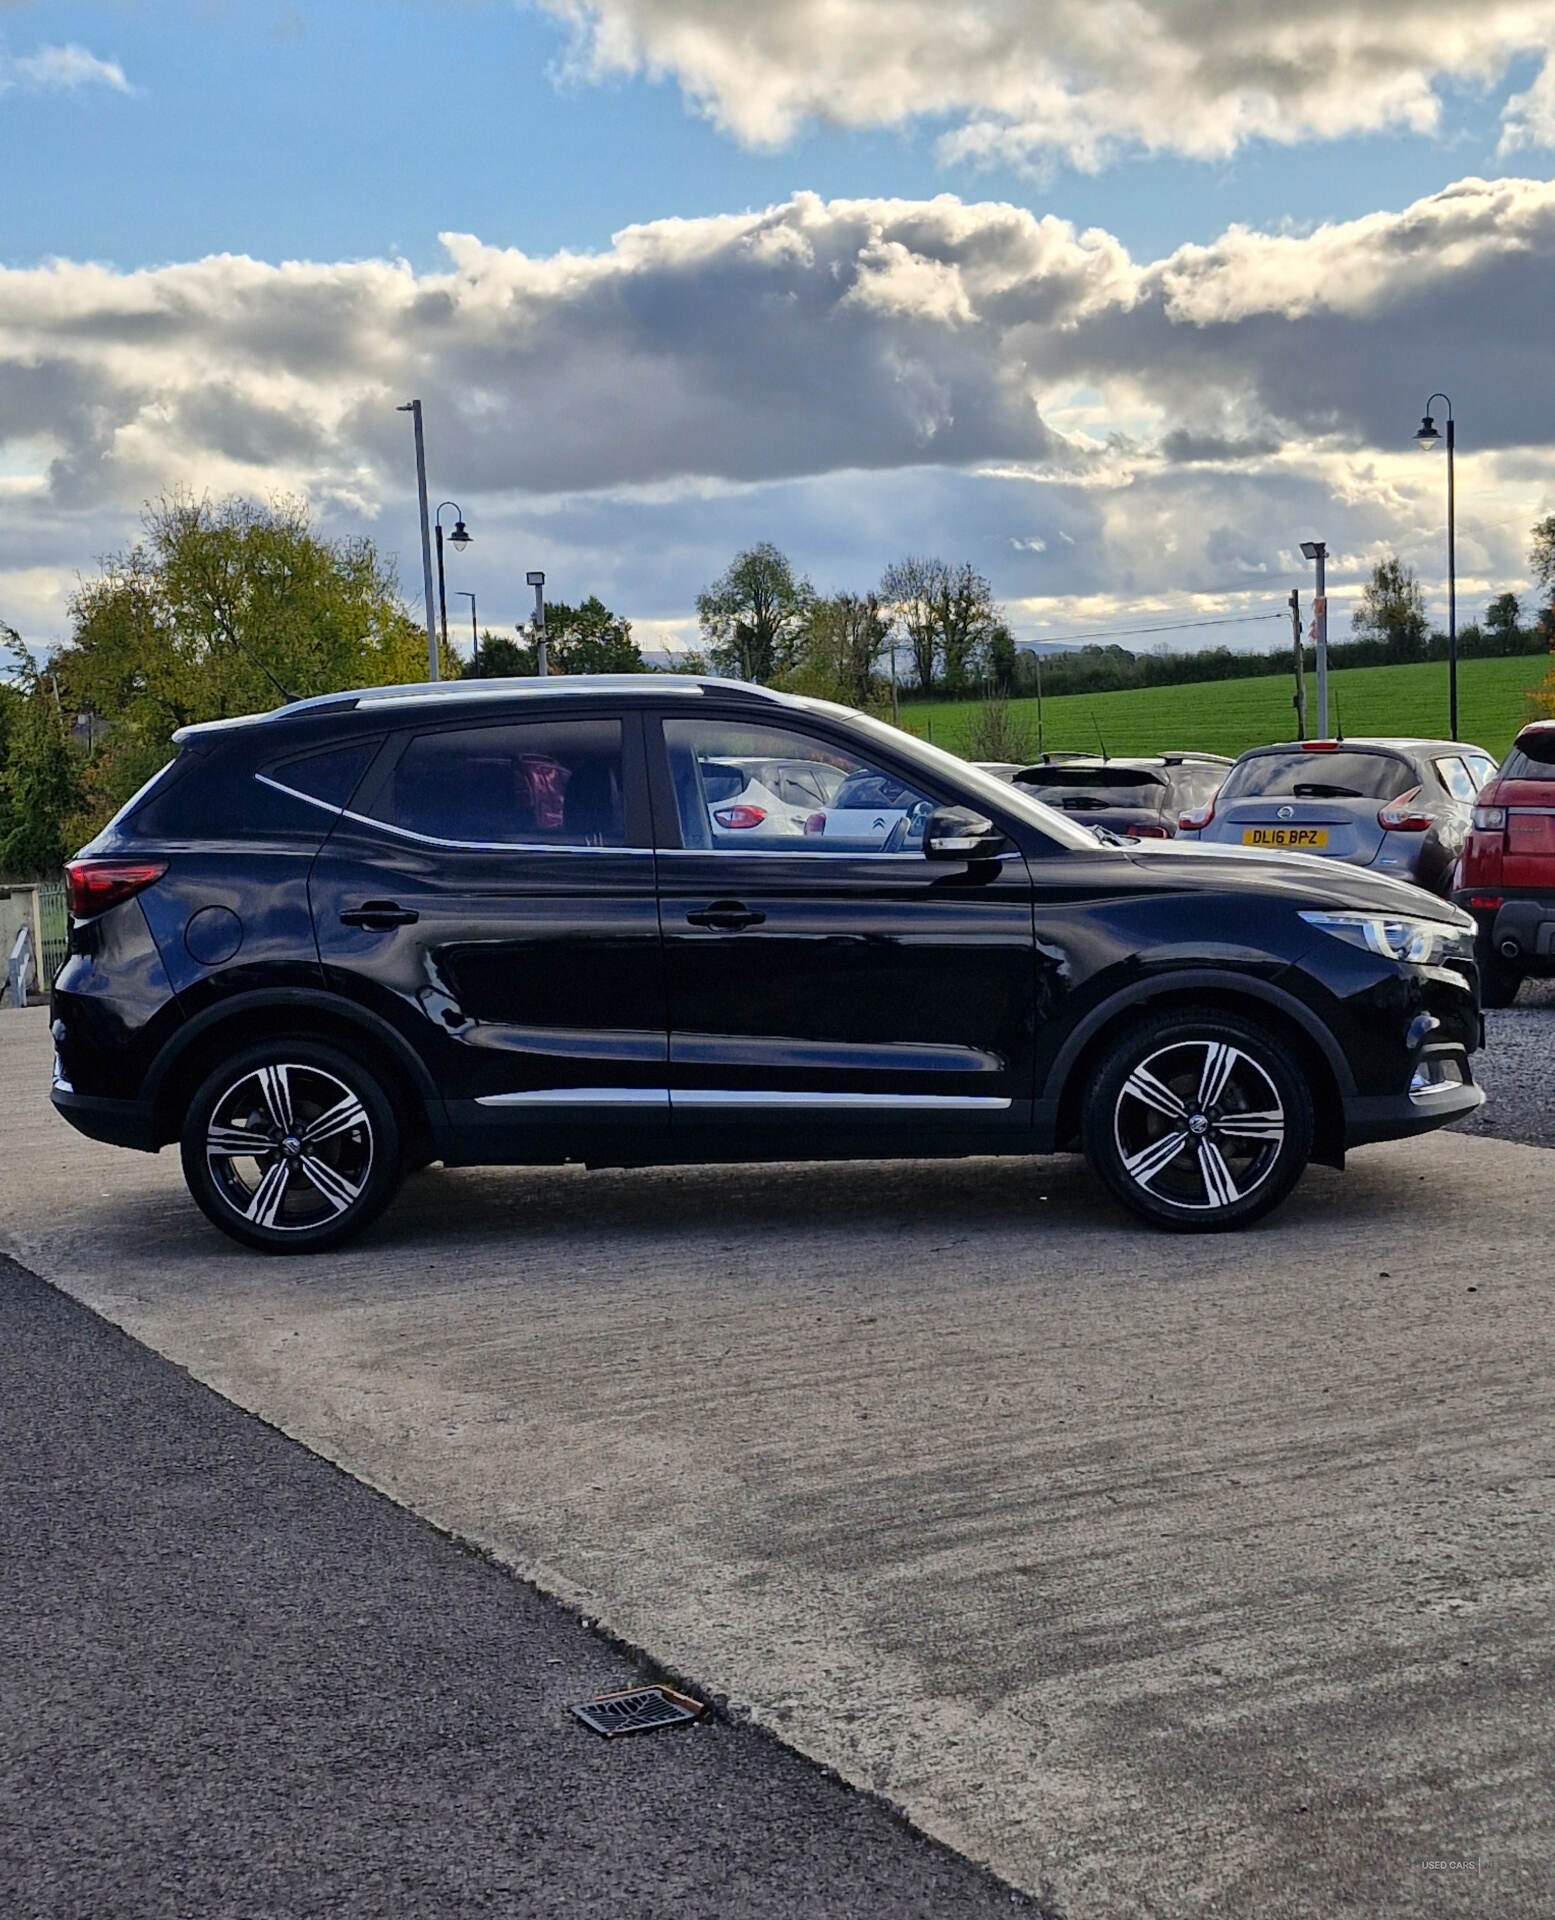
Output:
[[1178, 737, 1498, 895]]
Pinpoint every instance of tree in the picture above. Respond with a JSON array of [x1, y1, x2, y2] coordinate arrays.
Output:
[[935, 563, 1001, 694], [776, 593, 889, 706], [879, 555, 943, 691], [1351, 556, 1428, 664], [463, 598, 645, 678], [0, 640, 82, 877], [1485, 592, 1522, 644], [696, 544, 813, 683], [1532, 515, 1555, 650], [53, 494, 437, 825], [980, 621, 1019, 698]]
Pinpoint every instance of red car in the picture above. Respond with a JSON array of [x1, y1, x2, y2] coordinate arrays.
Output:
[[1455, 719, 1555, 1005]]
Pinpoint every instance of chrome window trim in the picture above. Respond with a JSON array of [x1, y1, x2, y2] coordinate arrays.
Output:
[[253, 772, 350, 816], [659, 844, 930, 862]]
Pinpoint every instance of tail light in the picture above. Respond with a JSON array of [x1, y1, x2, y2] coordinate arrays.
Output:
[[1467, 894, 1504, 910], [1378, 786, 1435, 832], [1472, 805, 1506, 831], [1301, 741, 1340, 751], [712, 805, 767, 830], [803, 812, 827, 835], [1178, 801, 1215, 831], [65, 859, 168, 918]]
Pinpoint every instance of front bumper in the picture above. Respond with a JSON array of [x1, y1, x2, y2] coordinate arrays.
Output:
[[1343, 1049, 1484, 1146]]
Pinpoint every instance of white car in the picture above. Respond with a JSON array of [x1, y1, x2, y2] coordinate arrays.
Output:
[[698, 757, 847, 843]]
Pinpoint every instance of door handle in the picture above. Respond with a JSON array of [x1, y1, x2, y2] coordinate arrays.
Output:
[[685, 901, 765, 932], [340, 901, 419, 930]]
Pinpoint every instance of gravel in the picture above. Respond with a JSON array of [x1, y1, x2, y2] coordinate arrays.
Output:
[[1454, 974, 1555, 1151]]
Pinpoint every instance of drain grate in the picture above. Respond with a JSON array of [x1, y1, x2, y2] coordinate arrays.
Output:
[[570, 1685, 705, 1739]]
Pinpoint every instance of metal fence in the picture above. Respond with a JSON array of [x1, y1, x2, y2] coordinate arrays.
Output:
[[36, 880, 67, 988]]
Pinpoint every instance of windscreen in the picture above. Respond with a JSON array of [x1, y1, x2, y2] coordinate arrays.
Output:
[[1017, 766, 1167, 809], [1220, 750, 1414, 803], [1502, 733, 1555, 780]]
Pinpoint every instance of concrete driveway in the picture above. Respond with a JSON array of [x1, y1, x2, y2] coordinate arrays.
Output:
[[3, 1003, 1551, 1917]]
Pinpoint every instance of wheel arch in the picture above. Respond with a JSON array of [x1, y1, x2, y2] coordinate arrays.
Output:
[[1043, 971, 1351, 1169], [145, 990, 442, 1164]]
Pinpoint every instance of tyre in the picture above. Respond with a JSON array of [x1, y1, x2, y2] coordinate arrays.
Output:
[[180, 1040, 403, 1253], [1081, 1011, 1315, 1232], [1480, 957, 1523, 1009]]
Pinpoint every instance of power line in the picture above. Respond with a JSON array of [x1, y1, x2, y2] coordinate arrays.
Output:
[[1017, 611, 1290, 650]]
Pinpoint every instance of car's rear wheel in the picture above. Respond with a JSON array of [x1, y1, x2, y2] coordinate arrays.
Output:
[[1480, 956, 1523, 1009], [1082, 1011, 1314, 1231], [180, 1040, 402, 1253]]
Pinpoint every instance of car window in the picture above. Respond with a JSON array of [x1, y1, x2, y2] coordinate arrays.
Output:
[[268, 742, 378, 810], [1219, 749, 1414, 802], [1174, 765, 1227, 808], [375, 718, 625, 846], [1433, 756, 1478, 803], [1500, 734, 1555, 782], [663, 718, 936, 851], [1017, 766, 1167, 812], [1463, 752, 1498, 789]]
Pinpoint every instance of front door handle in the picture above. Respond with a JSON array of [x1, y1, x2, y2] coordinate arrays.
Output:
[[685, 901, 765, 932], [340, 901, 419, 930]]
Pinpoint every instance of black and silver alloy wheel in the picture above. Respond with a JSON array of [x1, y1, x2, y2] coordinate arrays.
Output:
[[1083, 1012, 1314, 1231], [181, 1040, 402, 1252]]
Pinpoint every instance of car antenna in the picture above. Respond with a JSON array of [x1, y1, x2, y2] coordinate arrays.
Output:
[[1092, 715, 1109, 761]]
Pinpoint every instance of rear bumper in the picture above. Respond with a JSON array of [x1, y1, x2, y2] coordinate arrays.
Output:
[[50, 1085, 160, 1153], [1454, 889, 1555, 971]]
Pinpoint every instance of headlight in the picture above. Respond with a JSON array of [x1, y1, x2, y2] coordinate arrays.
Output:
[[1298, 909, 1454, 965]]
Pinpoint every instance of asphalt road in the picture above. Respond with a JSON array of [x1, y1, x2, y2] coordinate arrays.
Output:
[[0, 1250, 1040, 1920]]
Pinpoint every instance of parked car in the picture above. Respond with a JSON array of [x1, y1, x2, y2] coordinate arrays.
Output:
[[695, 755, 848, 842], [52, 675, 1482, 1250], [1010, 754, 1231, 839], [1454, 719, 1555, 1005], [1178, 738, 1498, 894]]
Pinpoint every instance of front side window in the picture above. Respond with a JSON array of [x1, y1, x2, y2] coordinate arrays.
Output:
[[663, 718, 936, 852], [374, 718, 625, 846]]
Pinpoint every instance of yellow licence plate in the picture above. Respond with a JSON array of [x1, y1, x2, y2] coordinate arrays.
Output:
[[1242, 827, 1328, 849]]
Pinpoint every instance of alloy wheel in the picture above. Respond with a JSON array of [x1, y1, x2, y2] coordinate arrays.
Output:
[[204, 1061, 375, 1232], [1111, 1038, 1285, 1214]]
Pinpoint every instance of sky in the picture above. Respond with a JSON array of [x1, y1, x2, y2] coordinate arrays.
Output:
[[3, 0, 1555, 668]]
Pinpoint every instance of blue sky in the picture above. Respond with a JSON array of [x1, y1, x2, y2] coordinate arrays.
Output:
[[3, 0, 1554, 664]]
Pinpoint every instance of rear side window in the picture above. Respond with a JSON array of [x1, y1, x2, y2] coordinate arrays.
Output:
[[1221, 750, 1413, 802], [266, 743, 378, 810], [376, 718, 625, 846], [1172, 765, 1226, 809], [1501, 733, 1555, 781], [1433, 757, 1478, 803]]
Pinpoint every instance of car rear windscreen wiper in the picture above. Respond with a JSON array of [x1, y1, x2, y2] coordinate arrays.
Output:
[[1290, 783, 1364, 798]]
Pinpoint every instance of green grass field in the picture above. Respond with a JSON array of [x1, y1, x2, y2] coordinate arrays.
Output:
[[901, 654, 1551, 764]]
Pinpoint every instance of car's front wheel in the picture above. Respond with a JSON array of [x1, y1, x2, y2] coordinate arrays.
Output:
[[180, 1040, 403, 1253], [1081, 1011, 1314, 1231]]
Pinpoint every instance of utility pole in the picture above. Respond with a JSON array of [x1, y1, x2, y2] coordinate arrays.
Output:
[[526, 571, 547, 676], [1288, 588, 1307, 740], [397, 400, 440, 681], [458, 590, 478, 677]]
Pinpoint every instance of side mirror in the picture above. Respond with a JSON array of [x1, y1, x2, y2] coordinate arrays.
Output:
[[924, 806, 1007, 862]]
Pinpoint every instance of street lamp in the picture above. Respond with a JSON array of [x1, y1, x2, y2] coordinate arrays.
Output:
[[1300, 540, 1329, 737], [1415, 394, 1457, 740], [526, 570, 547, 676], [396, 400, 440, 680], [434, 501, 471, 658], [457, 589, 478, 677]]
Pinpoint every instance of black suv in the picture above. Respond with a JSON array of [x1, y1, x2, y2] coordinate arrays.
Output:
[[52, 676, 1484, 1250]]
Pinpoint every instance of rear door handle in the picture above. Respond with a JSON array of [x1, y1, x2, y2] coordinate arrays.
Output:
[[340, 901, 419, 929], [685, 901, 765, 932]]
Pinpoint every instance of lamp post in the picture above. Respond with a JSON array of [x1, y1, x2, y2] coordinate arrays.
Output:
[[457, 589, 478, 677], [396, 400, 440, 680], [526, 570, 547, 676], [1300, 541, 1329, 737], [1415, 394, 1457, 740], [433, 501, 471, 659]]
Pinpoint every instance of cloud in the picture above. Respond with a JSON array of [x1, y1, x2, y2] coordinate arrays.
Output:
[[1500, 54, 1555, 151], [2, 175, 1554, 649], [0, 43, 132, 94], [532, 0, 1555, 170]]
